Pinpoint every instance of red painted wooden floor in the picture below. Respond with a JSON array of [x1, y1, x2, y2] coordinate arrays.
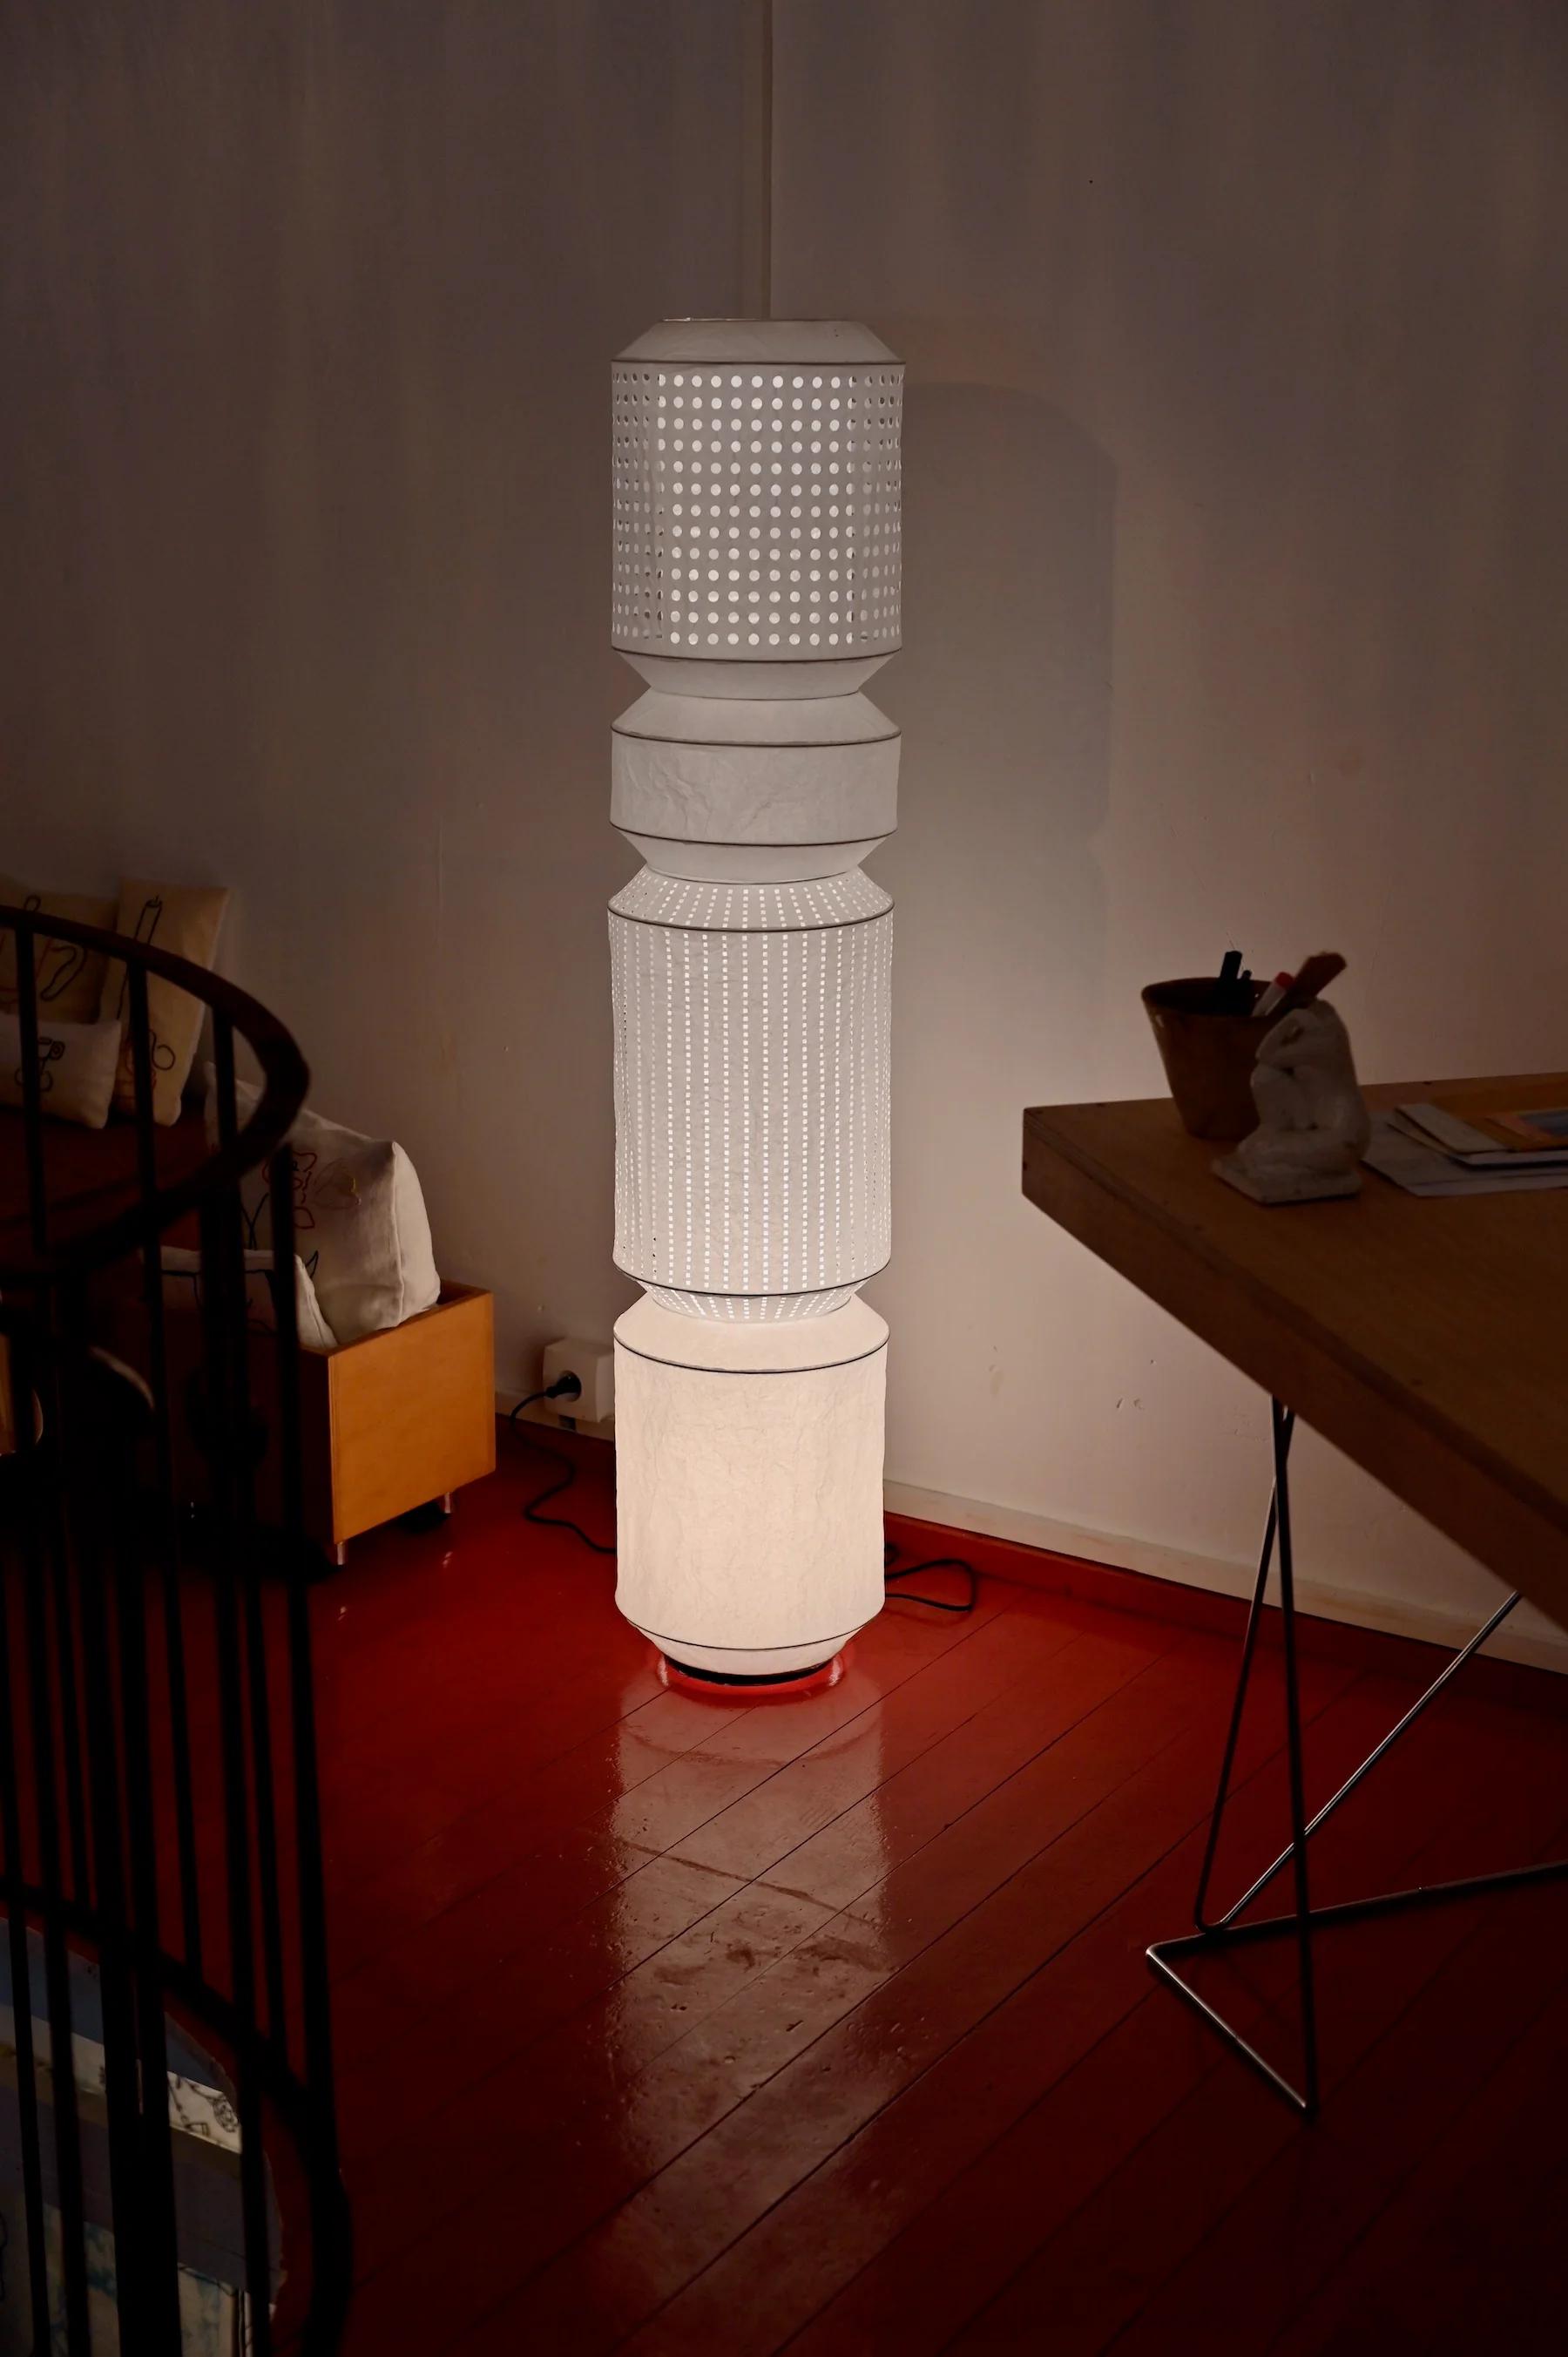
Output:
[[315, 1422, 1568, 2354]]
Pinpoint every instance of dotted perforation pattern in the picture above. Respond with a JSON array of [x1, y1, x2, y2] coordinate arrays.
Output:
[[609, 869, 890, 933], [612, 363, 902, 659], [611, 899, 892, 1318]]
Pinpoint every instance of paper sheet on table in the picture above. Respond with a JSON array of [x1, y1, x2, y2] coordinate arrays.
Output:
[[1364, 1113, 1568, 1197]]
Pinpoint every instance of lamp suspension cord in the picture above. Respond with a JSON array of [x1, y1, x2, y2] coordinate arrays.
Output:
[[743, 0, 774, 319]]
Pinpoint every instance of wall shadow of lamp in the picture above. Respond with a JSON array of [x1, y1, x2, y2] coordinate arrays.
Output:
[[897, 381, 1115, 1082]]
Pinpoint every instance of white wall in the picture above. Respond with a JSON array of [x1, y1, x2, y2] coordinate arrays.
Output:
[[0, 0, 735, 1358], [769, 0, 1568, 1655], [4, 3, 1566, 1655]]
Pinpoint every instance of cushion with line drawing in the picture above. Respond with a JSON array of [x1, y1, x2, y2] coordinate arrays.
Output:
[[0, 1009, 121, 1129], [204, 1070, 440, 1345]]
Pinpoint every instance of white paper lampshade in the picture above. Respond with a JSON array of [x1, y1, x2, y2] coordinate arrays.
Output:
[[613, 1294, 889, 1677], [612, 690, 899, 880], [608, 319, 902, 1683], [610, 870, 892, 1318], [612, 319, 903, 700]]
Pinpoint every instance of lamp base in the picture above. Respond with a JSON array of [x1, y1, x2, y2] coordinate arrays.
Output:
[[659, 1651, 845, 1699]]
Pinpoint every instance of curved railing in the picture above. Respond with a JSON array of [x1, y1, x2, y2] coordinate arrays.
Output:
[[0, 904, 348, 2353]]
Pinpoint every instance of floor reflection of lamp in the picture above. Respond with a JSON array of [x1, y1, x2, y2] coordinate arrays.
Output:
[[608, 319, 904, 1685]]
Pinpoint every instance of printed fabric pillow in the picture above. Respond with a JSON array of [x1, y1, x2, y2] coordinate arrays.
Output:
[[100, 881, 230, 1125], [0, 876, 118, 1024], [0, 1010, 122, 1130], [159, 1245, 339, 1352], [206, 1073, 440, 1345]]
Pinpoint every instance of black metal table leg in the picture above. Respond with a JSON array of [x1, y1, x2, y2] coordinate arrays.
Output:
[[1146, 1396, 1568, 2119]]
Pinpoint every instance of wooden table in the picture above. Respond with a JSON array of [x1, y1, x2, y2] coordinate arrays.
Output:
[[1023, 1072, 1568, 1631], [1022, 1070, 1568, 2115]]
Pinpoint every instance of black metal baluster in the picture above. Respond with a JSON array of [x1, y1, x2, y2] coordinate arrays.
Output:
[[15, 1308, 91, 2354], [42, 1488, 92, 1919], [57, 1273, 173, 2347], [270, 1146, 352, 2330], [23, 929, 92, 1911], [129, 959, 205, 1975], [0, 1311, 57, 2346], [14, 918, 48, 1260], [204, 1019, 275, 2353], [93, 1156, 186, 2345], [212, 1026, 288, 2051]]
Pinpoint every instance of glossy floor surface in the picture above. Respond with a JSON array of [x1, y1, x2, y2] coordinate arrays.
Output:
[[325, 1424, 1568, 2354]]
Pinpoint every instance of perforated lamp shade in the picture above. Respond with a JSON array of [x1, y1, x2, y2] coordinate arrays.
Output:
[[611, 871, 893, 1319], [612, 318, 902, 699], [608, 320, 904, 1682]]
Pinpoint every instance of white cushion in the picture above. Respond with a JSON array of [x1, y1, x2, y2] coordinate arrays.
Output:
[[0, 1010, 121, 1129], [207, 1074, 440, 1345], [0, 876, 118, 1025], [160, 1245, 338, 1352], [100, 881, 230, 1125]]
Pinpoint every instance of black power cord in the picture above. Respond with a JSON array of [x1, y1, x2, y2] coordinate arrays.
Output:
[[508, 1378, 617, 1557], [882, 1541, 979, 1615], [510, 1375, 977, 1614]]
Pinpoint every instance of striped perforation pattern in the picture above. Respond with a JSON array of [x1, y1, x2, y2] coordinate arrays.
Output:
[[609, 869, 891, 933], [611, 888, 892, 1319]]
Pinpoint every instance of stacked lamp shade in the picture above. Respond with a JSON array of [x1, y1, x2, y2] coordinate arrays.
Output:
[[609, 319, 905, 1684]]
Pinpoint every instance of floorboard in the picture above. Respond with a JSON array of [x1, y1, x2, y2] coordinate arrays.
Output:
[[310, 1423, 1568, 2355]]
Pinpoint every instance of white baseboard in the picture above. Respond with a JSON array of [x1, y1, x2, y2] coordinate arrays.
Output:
[[884, 1479, 1568, 1676], [493, 1395, 1567, 1676]]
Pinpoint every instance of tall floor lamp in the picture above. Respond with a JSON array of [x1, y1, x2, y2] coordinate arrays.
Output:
[[609, 319, 903, 1685]]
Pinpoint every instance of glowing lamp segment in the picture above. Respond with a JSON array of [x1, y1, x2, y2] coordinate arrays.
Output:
[[613, 1295, 889, 1677]]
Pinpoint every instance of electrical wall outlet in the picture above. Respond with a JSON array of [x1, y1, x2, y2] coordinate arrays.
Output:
[[541, 1338, 615, 1426]]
